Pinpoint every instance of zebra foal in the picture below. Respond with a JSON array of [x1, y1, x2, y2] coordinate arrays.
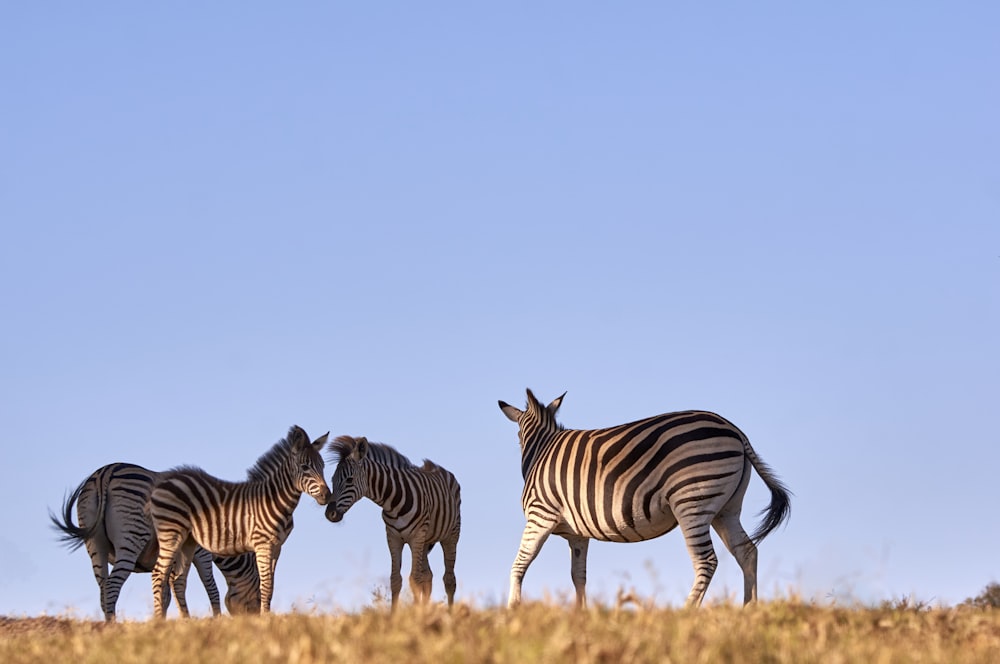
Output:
[[146, 425, 329, 617], [325, 435, 461, 609], [498, 389, 791, 609], [50, 462, 259, 620]]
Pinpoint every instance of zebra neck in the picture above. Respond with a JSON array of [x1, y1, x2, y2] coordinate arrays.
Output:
[[364, 464, 412, 516], [520, 431, 560, 479], [251, 473, 301, 513]]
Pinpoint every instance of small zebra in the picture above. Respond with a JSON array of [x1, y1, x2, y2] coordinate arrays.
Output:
[[325, 435, 461, 609], [50, 462, 260, 620], [146, 425, 330, 617], [498, 389, 791, 608]]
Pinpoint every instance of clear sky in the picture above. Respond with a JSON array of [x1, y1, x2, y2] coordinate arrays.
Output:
[[2, 3, 997, 619]]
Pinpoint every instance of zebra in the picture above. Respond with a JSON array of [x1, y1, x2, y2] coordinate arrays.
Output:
[[325, 435, 461, 609], [146, 425, 330, 617], [50, 462, 260, 621], [498, 389, 791, 609]]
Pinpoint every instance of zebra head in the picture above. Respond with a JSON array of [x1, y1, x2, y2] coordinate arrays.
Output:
[[499, 388, 566, 438], [499, 389, 566, 476], [324, 435, 370, 523], [287, 426, 331, 505]]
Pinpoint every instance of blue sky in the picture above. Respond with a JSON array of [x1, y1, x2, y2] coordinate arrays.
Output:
[[2, 3, 997, 618]]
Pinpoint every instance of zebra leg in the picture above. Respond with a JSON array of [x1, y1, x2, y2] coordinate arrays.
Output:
[[408, 540, 432, 605], [565, 535, 590, 609], [105, 529, 160, 620], [151, 532, 185, 619], [253, 544, 280, 613], [508, 516, 558, 608], [83, 538, 113, 621], [192, 547, 223, 616], [168, 541, 197, 618], [104, 540, 152, 620], [170, 562, 190, 618], [76, 475, 113, 619], [104, 558, 139, 620], [712, 513, 758, 605], [104, 533, 151, 620], [676, 514, 719, 608], [386, 529, 405, 610], [440, 536, 458, 607]]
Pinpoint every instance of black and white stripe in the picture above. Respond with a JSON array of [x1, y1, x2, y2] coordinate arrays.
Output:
[[146, 426, 329, 617], [325, 436, 461, 609], [213, 552, 261, 615], [498, 389, 791, 608], [50, 462, 259, 620]]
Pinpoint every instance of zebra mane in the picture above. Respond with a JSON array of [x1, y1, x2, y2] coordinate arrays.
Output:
[[419, 459, 444, 474], [327, 435, 417, 469], [367, 443, 417, 468], [246, 435, 295, 482], [158, 464, 220, 484], [525, 393, 566, 431], [326, 435, 357, 464], [168, 464, 209, 475]]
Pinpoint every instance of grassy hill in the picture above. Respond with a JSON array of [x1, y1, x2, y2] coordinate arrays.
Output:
[[4, 601, 1000, 663]]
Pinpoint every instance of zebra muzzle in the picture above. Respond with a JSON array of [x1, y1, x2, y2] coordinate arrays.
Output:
[[325, 504, 343, 523]]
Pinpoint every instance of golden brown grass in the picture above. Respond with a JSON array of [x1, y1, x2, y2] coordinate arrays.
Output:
[[3, 601, 1000, 663]]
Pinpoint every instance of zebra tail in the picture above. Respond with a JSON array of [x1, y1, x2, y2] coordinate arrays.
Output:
[[743, 439, 792, 545], [48, 478, 99, 552]]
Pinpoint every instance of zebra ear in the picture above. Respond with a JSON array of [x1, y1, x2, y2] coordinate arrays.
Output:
[[352, 436, 369, 460], [547, 392, 566, 415], [499, 400, 523, 422], [311, 432, 329, 452]]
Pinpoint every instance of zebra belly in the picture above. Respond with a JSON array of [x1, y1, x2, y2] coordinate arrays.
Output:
[[558, 505, 679, 543], [620, 511, 680, 542], [190, 524, 246, 556]]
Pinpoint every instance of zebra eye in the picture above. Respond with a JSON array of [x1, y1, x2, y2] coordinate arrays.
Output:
[[300, 464, 311, 471]]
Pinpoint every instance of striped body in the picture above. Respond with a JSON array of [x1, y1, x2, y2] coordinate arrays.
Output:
[[326, 436, 461, 608], [499, 389, 791, 608], [146, 426, 329, 617], [50, 463, 259, 620]]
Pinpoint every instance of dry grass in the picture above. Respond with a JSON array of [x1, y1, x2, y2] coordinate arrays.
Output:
[[3, 601, 1000, 663]]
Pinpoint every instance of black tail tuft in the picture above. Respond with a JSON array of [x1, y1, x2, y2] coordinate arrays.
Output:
[[49, 479, 94, 552], [750, 473, 792, 545]]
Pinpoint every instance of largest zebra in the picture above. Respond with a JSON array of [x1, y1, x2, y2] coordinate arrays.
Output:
[[325, 435, 461, 609], [146, 425, 329, 617], [50, 462, 260, 621], [498, 389, 791, 608]]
